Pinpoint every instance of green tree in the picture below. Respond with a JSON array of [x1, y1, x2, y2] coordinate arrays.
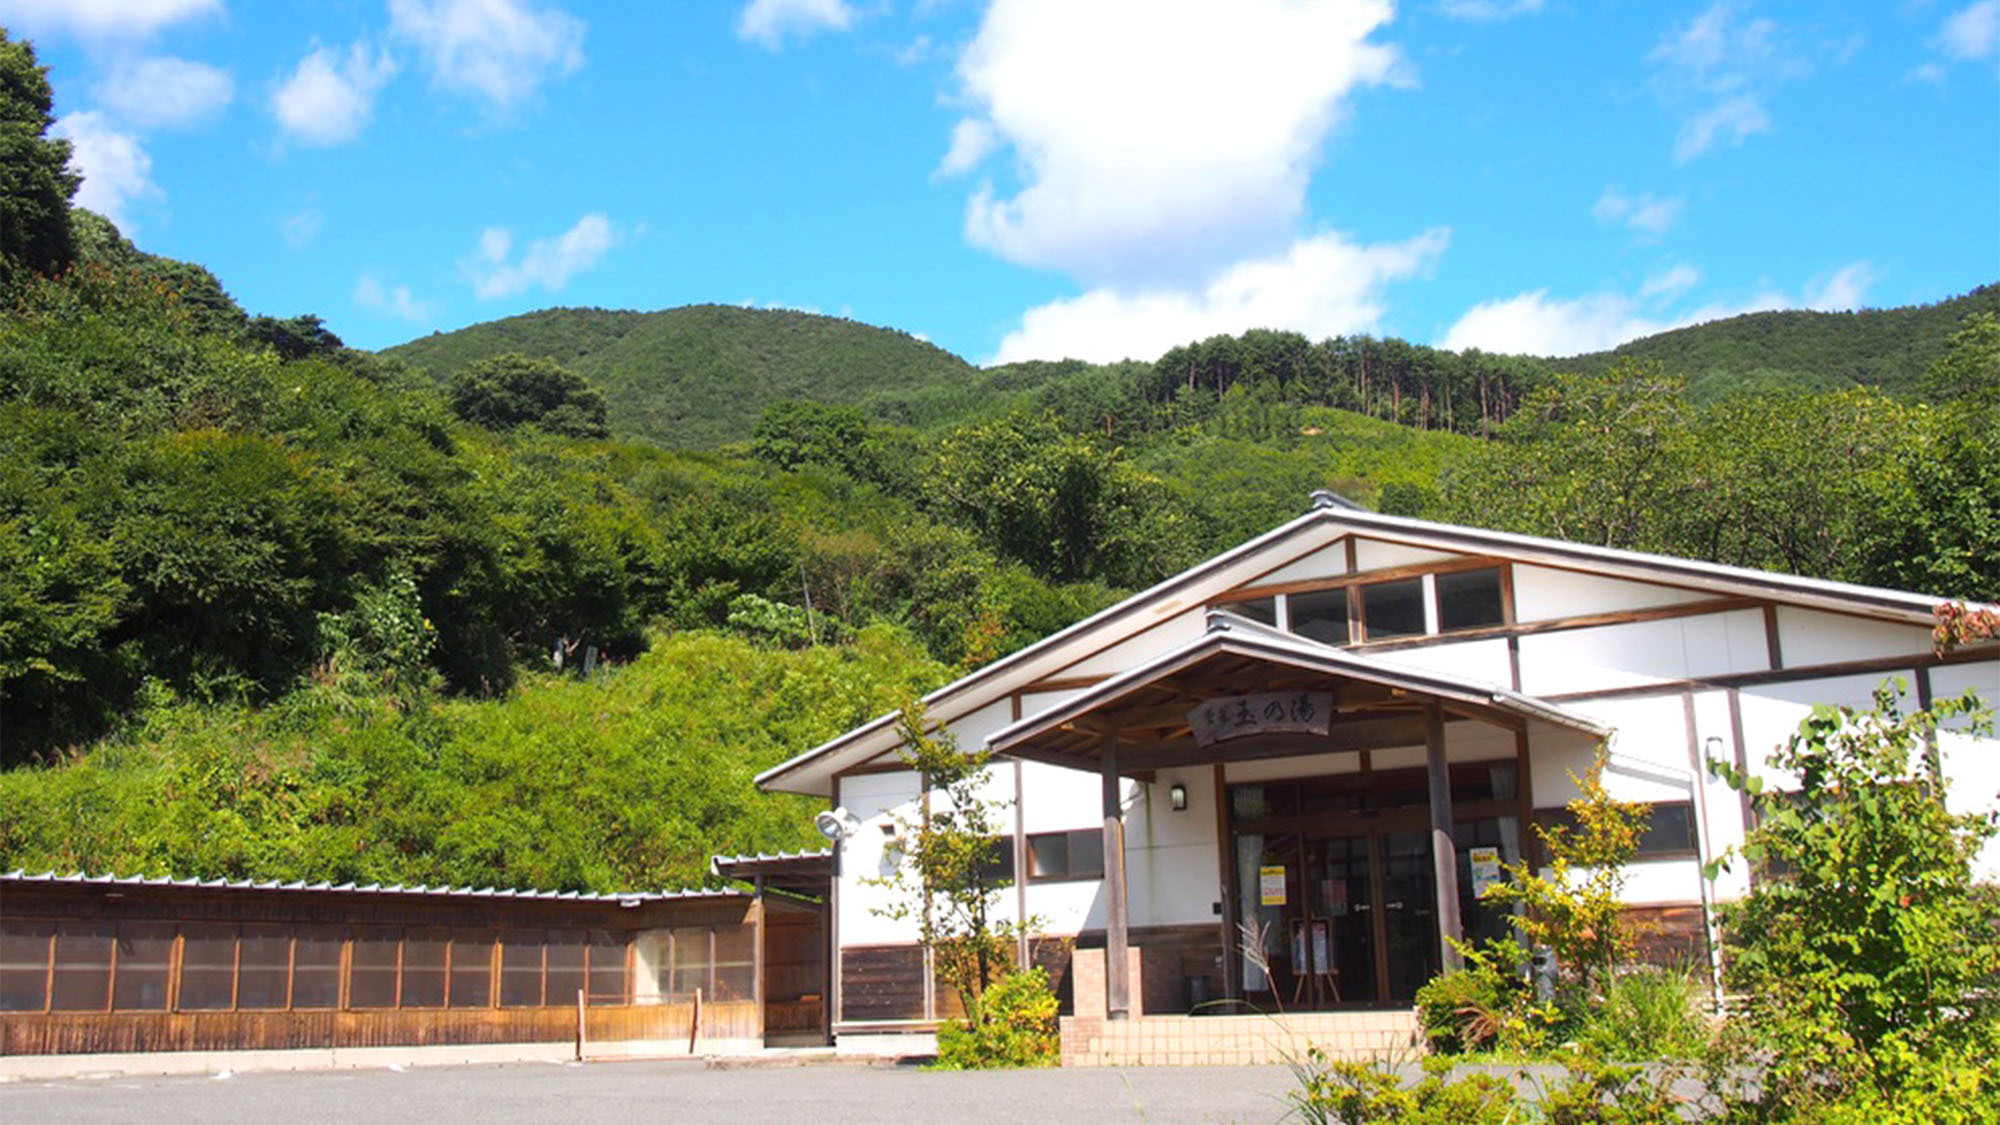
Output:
[[869, 699, 1022, 1028], [448, 353, 610, 439], [1711, 682, 2000, 1107], [1483, 747, 1650, 996], [0, 30, 78, 299]]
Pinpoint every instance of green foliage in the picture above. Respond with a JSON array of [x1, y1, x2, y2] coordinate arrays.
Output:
[[1710, 682, 2000, 1109], [1552, 283, 2000, 400], [1485, 748, 1651, 995], [928, 411, 1196, 587], [388, 304, 975, 448], [1574, 965, 1707, 1063], [933, 966, 1059, 1069], [869, 699, 1023, 1025], [0, 628, 947, 890], [448, 352, 610, 438], [1416, 938, 1553, 1055], [1535, 1056, 1689, 1125], [0, 30, 78, 300], [1289, 1055, 1517, 1125]]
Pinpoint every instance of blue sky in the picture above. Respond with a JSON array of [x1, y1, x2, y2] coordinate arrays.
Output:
[[7, 0, 1996, 364]]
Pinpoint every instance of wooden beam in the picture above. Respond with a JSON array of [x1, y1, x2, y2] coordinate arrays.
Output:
[[1102, 732, 1130, 1020], [1426, 705, 1464, 973]]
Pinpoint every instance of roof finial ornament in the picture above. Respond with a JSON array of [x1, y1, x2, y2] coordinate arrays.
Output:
[[1310, 488, 1362, 512]]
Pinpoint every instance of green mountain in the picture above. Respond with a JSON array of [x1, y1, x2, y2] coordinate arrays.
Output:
[[1549, 284, 2000, 400], [383, 305, 976, 447]]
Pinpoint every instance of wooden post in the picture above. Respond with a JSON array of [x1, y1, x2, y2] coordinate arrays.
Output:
[[690, 987, 703, 1055], [575, 987, 586, 1062], [1425, 704, 1465, 973], [1102, 731, 1131, 1020]]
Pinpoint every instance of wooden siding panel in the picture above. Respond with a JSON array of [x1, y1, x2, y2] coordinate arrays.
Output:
[[838, 945, 925, 1023]]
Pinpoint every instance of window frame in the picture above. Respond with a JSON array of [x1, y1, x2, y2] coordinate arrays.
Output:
[[1211, 558, 1514, 646], [1025, 828, 1106, 884]]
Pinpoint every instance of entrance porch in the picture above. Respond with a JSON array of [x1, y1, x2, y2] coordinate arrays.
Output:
[[987, 612, 1609, 1023]]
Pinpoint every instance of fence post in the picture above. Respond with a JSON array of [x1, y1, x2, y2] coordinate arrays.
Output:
[[689, 987, 703, 1056], [576, 988, 586, 1062]]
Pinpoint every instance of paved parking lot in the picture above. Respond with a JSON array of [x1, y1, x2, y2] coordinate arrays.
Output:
[[0, 1059, 1307, 1125]]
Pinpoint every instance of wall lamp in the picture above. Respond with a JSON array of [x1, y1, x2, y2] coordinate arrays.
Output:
[[1169, 782, 1188, 812]]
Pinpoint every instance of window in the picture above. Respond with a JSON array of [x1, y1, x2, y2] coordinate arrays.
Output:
[[1535, 801, 1697, 858], [664, 930, 708, 1002], [50, 923, 114, 1012], [712, 926, 756, 1001], [400, 932, 448, 1008], [1437, 568, 1506, 631], [1358, 578, 1425, 639], [237, 926, 292, 1010], [0, 920, 53, 1012], [449, 934, 495, 1009], [1287, 588, 1349, 645], [499, 932, 546, 1007], [291, 928, 343, 1009], [112, 923, 175, 1011], [544, 933, 587, 1007], [1229, 597, 1276, 626], [587, 933, 626, 1005], [347, 929, 400, 1009], [1216, 563, 1513, 647], [1027, 829, 1104, 882], [177, 924, 236, 1011]]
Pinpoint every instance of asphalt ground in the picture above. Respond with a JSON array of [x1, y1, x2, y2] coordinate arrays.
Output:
[[0, 1059, 1310, 1125]]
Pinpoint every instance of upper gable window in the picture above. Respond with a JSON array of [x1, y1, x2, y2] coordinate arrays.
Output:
[[1358, 578, 1425, 639], [1436, 567, 1506, 632], [1288, 588, 1349, 645], [1214, 563, 1510, 646]]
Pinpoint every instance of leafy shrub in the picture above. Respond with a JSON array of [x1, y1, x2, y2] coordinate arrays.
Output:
[[1575, 964, 1707, 1063], [1415, 938, 1552, 1055], [1289, 1054, 1516, 1125], [1537, 1057, 1688, 1125], [932, 967, 1059, 1069]]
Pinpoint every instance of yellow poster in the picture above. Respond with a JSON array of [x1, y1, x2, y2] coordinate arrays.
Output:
[[1258, 865, 1287, 906]]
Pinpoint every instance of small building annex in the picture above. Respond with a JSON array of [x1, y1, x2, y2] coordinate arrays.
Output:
[[756, 493, 2000, 1052]]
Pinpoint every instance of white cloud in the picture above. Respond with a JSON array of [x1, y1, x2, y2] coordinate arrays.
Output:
[[1592, 187, 1684, 240], [469, 213, 618, 299], [1674, 94, 1770, 161], [0, 0, 218, 42], [1936, 1, 2000, 61], [1436, 0, 1544, 20], [1440, 259, 1877, 356], [93, 57, 235, 130], [1648, 2, 1803, 161], [1802, 261, 1878, 311], [272, 44, 396, 147], [1639, 264, 1700, 300], [52, 111, 157, 231], [737, 0, 855, 49], [355, 274, 434, 323], [281, 208, 324, 248], [991, 227, 1449, 365], [388, 0, 585, 111], [951, 0, 1405, 287], [935, 117, 997, 178]]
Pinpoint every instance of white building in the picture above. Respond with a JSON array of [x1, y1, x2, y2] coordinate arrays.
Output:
[[757, 494, 2000, 1041]]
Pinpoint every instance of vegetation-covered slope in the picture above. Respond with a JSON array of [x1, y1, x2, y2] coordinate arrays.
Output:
[[1550, 284, 2000, 400], [384, 305, 977, 447]]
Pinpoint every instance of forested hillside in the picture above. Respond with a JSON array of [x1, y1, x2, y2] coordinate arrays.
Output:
[[3, 29, 1995, 894], [1551, 284, 2000, 401], [383, 290, 1998, 449], [385, 305, 978, 447]]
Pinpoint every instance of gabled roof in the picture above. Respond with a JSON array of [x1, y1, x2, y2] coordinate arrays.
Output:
[[757, 502, 1961, 797], [985, 611, 1609, 767]]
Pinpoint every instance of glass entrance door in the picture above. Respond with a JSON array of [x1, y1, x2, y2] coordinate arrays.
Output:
[[1306, 835, 1377, 1005], [1379, 830, 1442, 1004]]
